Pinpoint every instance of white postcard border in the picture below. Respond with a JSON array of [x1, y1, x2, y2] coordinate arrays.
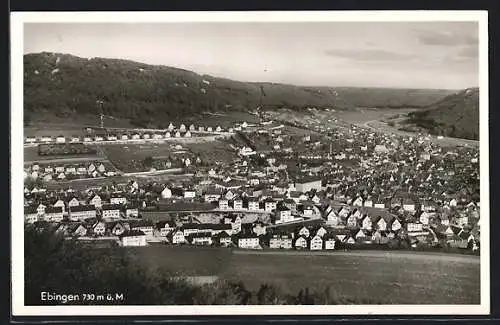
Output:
[[11, 10, 490, 316]]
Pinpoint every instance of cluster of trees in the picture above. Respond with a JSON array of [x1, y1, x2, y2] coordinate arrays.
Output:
[[24, 52, 453, 128], [25, 225, 381, 306], [406, 88, 479, 140]]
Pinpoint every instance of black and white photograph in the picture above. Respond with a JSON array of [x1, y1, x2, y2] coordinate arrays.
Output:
[[11, 11, 489, 316]]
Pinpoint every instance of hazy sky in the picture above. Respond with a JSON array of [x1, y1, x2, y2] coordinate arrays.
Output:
[[24, 22, 479, 89]]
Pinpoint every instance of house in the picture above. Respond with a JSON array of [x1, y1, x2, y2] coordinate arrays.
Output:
[[120, 134, 129, 140], [53, 199, 66, 214], [109, 222, 128, 236], [389, 217, 402, 231], [213, 232, 232, 247], [406, 222, 423, 232], [204, 190, 222, 203], [421, 201, 437, 212], [161, 187, 172, 199], [269, 235, 282, 249], [361, 215, 372, 230], [156, 221, 175, 237], [97, 163, 106, 173], [25, 136, 37, 144], [310, 235, 323, 250], [41, 136, 53, 143], [232, 199, 243, 210], [247, 199, 260, 211], [325, 208, 342, 226], [352, 196, 364, 207], [324, 235, 336, 250], [346, 214, 359, 229], [24, 206, 39, 224], [77, 166, 87, 175], [169, 230, 186, 244], [419, 212, 431, 225], [455, 215, 469, 227], [275, 206, 293, 224], [264, 199, 277, 212], [184, 189, 196, 199], [132, 133, 141, 140], [189, 232, 213, 246], [354, 229, 368, 240], [92, 221, 106, 236], [69, 205, 97, 221], [299, 204, 316, 217], [298, 226, 310, 238], [315, 226, 328, 238], [110, 196, 127, 205], [101, 204, 121, 220], [124, 205, 139, 218], [252, 222, 267, 236], [231, 215, 242, 234], [89, 194, 102, 208], [65, 166, 77, 174], [218, 199, 229, 210], [44, 206, 64, 222], [71, 224, 88, 237], [294, 236, 308, 249], [238, 236, 260, 249], [281, 199, 296, 213], [55, 135, 66, 143], [402, 198, 416, 212], [363, 198, 374, 208], [143, 133, 151, 140], [119, 230, 147, 247], [374, 217, 387, 231]]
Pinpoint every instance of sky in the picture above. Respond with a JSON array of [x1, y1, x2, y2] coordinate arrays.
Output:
[[23, 21, 479, 89]]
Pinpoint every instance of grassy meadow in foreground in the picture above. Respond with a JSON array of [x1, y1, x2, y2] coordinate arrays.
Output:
[[123, 245, 480, 305]]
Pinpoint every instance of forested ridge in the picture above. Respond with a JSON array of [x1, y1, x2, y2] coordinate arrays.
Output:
[[24, 52, 455, 127]]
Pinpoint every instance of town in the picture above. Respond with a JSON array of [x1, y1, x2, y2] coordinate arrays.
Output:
[[23, 110, 481, 253]]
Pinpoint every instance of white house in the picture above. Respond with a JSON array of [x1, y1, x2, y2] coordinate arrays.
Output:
[[119, 230, 147, 247], [170, 230, 185, 244], [294, 236, 308, 249], [101, 204, 121, 220], [324, 237, 336, 250], [310, 235, 323, 250], [161, 187, 172, 199], [55, 136, 66, 143], [238, 236, 260, 249]]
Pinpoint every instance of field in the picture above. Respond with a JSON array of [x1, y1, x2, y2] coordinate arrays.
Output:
[[24, 145, 104, 162], [122, 245, 480, 304], [184, 140, 238, 164]]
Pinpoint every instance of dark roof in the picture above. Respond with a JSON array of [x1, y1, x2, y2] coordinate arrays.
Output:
[[119, 230, 145, 238], [24, 206, 38, 214], [102, 204, 122, 210], [70, 205, 96, 212], [45, 206, 63, 213], [129, 219, 154, 228], [188, 232, 213, 239]]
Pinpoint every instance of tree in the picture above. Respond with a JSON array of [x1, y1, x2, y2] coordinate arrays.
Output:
[[143, 156, 154, 169]]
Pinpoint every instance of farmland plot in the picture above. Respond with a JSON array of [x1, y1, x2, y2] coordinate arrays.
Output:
[[123, 246, 480, 305]]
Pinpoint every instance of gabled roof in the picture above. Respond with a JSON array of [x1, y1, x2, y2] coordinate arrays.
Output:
[[69, 205, 96, 212], [119, 230, 145, 238]]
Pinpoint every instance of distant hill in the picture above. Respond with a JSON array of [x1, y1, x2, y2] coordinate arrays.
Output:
[[405, 88, 479, 140], [24, 52, 455, 127]]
